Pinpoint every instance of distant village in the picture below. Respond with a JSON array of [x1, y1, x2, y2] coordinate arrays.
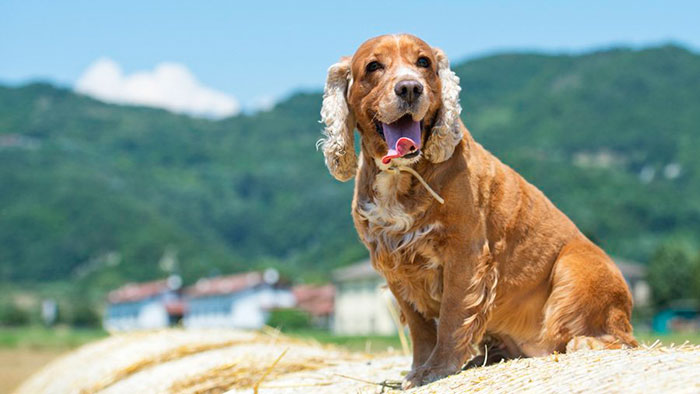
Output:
[[104, 258, 652, 335]]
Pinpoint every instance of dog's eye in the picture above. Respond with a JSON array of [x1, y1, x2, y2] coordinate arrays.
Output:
[[416, 57, 431, 68], [366, 61, 383, 73]]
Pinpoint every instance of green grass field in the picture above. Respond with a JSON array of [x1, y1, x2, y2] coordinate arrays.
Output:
[[0, 326, 107, 349], [634, 331, 700, 346], [283, 329, 408, 353], [287, 329, 700, 353], [1, 326, 698, 352]]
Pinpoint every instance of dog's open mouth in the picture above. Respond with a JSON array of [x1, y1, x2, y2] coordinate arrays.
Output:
[[379, 114, 422, 165]]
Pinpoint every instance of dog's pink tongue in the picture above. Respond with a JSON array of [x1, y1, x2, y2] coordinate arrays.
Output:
[[381, 117, 422, 165]]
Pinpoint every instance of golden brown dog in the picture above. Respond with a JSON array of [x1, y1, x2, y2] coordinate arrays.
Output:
[[319, 34, 637, 388]]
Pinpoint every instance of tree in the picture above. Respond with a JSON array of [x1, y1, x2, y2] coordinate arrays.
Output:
[[70, 303, 101, 328], [266, 308, 311, 330], [647, 236, 699, 307], [694, 254, 700, 302], [0, 302, 30, 326]]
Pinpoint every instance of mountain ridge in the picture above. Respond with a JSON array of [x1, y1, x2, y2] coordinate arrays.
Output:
[[1, 44, 699, 287]]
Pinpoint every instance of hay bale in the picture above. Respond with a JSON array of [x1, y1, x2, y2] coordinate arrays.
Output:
[[15, 329, 700, 394], [409, 344, 700, 394]]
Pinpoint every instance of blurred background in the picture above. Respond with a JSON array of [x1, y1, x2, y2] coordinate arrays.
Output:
[[1, 0, 700, 391]]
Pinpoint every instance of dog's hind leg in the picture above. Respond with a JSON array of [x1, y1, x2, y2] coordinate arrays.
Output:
[[565, 306, 638, 351], [541, 239, 638, 353]]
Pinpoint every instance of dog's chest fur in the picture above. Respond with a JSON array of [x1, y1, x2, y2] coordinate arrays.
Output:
[[356, 171, 444, 316]]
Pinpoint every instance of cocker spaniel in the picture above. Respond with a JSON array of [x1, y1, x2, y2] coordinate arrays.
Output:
[[319, 34, 637, 388]]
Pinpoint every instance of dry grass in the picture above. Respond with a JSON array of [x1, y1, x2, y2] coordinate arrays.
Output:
[[14, 329, 700, 394], [167, 350, 329, 394], [81, 338, 259, 393], [0, 348, 64, 394], [408, 342, 700, 394]]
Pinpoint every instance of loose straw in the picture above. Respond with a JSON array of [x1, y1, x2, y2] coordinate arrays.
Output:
[[382, 288, 411, 356]]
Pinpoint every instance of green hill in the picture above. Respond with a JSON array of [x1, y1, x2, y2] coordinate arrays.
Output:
[[1, 44, 699, 288]]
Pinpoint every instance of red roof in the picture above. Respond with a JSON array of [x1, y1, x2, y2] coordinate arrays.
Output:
[[185, 272, 264, 298], [292, 284, 335, 316], [108, 278, 177, 303]]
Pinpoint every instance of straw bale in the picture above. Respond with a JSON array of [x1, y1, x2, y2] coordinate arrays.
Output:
[[14, 330, 700, 394]]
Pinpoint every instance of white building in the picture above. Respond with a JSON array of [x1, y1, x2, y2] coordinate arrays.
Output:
[[332, 260, 398, 335], [104, 275, 184, 332], [183, 269, 294, 329], [614, 257, 651, 307]]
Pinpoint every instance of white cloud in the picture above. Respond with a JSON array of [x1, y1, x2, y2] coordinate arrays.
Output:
[[75, 58, 240, 119], [251, 95, 276, 112]]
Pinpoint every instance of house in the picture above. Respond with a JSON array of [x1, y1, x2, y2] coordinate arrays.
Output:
[[292, 284, 335, 329], [182, 269, 294, 329], [614, 257, 651, 307], [332, 260, 398, 335], [104, 275, 184, 331]]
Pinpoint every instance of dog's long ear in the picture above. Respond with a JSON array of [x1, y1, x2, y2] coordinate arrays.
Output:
[[424, 48, 463, 163], [318, 57, 357, 181]]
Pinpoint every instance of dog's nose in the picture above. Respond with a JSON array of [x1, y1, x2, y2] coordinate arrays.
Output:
[[394, 80, 423, 104]]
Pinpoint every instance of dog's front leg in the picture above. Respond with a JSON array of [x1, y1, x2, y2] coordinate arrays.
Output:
[[387, 281, 437, 371], [403, 239, 496, 389]]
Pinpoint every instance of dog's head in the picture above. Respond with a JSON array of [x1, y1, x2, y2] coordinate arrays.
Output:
[[319, 34, 462, 181]]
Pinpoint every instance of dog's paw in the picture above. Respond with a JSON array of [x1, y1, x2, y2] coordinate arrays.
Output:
[[566, 336, 608, 352], [566, 335, 627, 352], [401, 364, 459, 390]]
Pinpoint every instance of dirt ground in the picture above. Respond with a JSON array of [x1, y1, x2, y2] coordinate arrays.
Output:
[[0, 348, 63, 394]]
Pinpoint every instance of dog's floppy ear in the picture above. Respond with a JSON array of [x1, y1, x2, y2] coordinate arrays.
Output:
[[318, 57, 357, 181], [424, 47, 463, 163]]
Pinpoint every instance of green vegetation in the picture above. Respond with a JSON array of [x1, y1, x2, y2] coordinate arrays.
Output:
[[634, 331, 700, 346], [0, 326, 697, 354], [267, 308, 312, 330], [0, 303, 31, 326], [285, 329, 406, 353], [0, 281, 106, 328], [0, 85, 359, 287], [1, 44, 700, 303], [647, 236, 700, 307], [290, 329, 700, 352], [0, 326, 106, 349]]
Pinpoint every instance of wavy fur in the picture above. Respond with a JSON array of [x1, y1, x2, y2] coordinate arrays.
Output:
[[318, 58, 357, 181], [424, 48, 463, 163]]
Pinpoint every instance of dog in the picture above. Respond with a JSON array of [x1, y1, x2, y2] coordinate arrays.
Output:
[[318, 34, 637, 388]]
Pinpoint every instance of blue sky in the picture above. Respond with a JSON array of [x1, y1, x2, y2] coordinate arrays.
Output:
[[1, 0, 698, 114]]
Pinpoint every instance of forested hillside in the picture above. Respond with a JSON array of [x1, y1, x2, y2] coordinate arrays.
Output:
[[1, 44, 699, 287]]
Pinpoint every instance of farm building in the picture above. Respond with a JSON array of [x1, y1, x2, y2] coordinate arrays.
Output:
[[292, 284, 335, 329], [103, 275, 184, 331], [332, 260, 398, 335], [182, 269, 294, 329]]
